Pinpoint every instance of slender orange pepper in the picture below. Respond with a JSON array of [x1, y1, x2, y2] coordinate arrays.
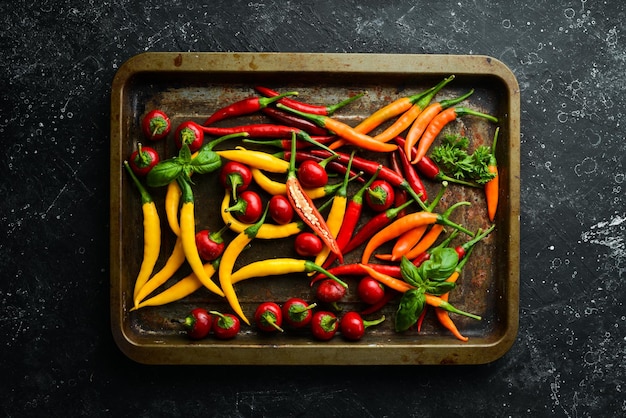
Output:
[[401, 224, 445, 261], [358, 264, 481, 321], [277, 104, 397, 153], [370, 76, 455, 144], [361, 202, 473, 263], [485, 128, 500, 222], [124, 161, 161, 302], [329, 76, 454, 149], [404, 90, 474, 161], [413, 107, 499, 163], [434, 246, 476, 342]]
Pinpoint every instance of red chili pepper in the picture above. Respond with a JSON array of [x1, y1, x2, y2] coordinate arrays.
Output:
[[255, 86, 364, 116], [284, 133, 343, 262], [201, 123, 297, 138], [321, 167, 381, 270], [389, 152, 409, 218], [395, 145, 428, 204], [342, 199, 414, 255], [261, 107, 330, 136], [360, 289, 398, 315], [202, 91, 296, 126], [244, 136, 337, 151], [282, 150, 364, 183], [308, 149, 428, 203]]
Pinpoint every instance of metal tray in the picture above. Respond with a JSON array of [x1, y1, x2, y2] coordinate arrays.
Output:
[[110, 52, 520, 365]]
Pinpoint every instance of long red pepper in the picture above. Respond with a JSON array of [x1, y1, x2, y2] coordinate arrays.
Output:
[[389, 152, 409, 218], [395, 144, 428, 202], [310, 262, 403, 286], [261, 107, 329, 136], [321, 167, 381, 270], [202, 91, 296, 126], [342, 199, 414, 255], [255, 86, 364, 116], [307, 149, 429, 204]]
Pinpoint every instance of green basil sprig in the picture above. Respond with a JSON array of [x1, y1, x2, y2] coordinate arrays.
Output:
[[146, 132, 248, 188]]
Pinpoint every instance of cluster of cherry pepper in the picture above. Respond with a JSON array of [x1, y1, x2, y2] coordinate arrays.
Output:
[[127, 76, 499, 342]]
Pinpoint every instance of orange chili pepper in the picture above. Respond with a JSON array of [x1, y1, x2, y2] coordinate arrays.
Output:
[[404, 90, 474, 161], [413, 107, 498, 163], [361, 201, 473, 263], [276, 104, 397, 153], [485, 128, 500, 222]]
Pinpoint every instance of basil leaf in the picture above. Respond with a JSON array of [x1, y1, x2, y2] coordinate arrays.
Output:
[[400, 256, 423, 287], [190, 148, 222, 174], [178, 143, 192, 163], [423, 280, 456, 296], [418, 247, 459, 282], [146, 160, 183, 188], [394, 289, 425, 332]]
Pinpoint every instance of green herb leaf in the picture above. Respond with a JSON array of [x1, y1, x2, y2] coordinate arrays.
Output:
[[394, 289, 425, 332], [430, 134, 496, 184], [190, 147, 222, 174], [400, 256, 423, 287], [146, 159, 183, 188], [417, 247, 459, 282], [423, 280, 456, 296]]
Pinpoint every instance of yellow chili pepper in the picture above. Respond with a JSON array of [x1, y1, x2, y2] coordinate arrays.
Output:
[[124, 162, 161, 302], [165, 180, 182, 236], [220, 190, 304, 239], [178, 177, 224, 297], [131, 260, 218, 310], [250, 167, 340, 200], [312, 151, 354, 269], [217, 147, 289, 173], [133, 236, 185, 308], [219, 205, 270, 325], [230, 258, 347, 287]]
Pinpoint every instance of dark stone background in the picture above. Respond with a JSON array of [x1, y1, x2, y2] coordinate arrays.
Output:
[[2, 1, 624, 416]]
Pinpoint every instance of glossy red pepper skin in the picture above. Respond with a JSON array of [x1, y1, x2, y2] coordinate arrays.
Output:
[[342, 199, 414, 255], [142, 109, 171, 141], [174, 120, 204, 152], [283, 151, 363, 184], [311, 311, 338, 341], [395, 145, 428, 203], [129, 144, 160, 177], [255, 86, 363, 116], [308, 149, 427, 202], [201, 123, 299, 138], [261, 107, 329, 136], [202, 92, 295, 126], [360, 289, 397, 315]]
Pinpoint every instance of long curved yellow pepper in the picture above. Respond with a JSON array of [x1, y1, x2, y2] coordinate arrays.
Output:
[[124, 162, 161, 302], [178, 177, 224, 297], [216, 147, 289, 173], [250, 167, 336, 200], [219, 206, 270, 325]]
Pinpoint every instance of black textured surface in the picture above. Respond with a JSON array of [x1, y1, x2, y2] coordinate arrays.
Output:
[[2, 1, 625, 416]]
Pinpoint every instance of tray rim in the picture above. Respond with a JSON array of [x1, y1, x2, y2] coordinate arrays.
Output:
[[110, 52, 520, 365]]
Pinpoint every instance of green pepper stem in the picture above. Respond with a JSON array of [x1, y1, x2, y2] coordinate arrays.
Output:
[[304, 260, 348, 288], [437, 299, 481, 320], [455, 107, 499, 123], [259, 91, 298, 108], [243, 203, 269, 239], [439, 89, 474, 109], [426, 180, 448, 212], [413, 75, 455, 108], [326, 91, 366, 115], [363, 315, 386, 329], [123, 161, 153, 204], [277, 103, 326, 127]]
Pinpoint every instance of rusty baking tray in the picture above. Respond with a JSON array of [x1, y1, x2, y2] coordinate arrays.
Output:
[[110, 52, 520, 365]]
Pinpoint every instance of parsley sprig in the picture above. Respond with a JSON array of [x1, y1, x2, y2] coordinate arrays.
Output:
[[430, 134, 496, 185]]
